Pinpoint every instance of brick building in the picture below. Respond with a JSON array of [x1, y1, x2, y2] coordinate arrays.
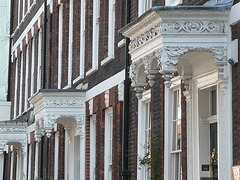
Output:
[[0, 0, 240, 180]]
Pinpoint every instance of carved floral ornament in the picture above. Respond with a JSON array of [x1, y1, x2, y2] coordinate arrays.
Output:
[[130, 46, 227, 99], [129, 21, 226, 52]]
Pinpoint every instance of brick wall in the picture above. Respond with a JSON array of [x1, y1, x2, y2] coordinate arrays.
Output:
[[181, 82, 187, 180], [182, 0, 208, 5], [232, 21, 240, 166]]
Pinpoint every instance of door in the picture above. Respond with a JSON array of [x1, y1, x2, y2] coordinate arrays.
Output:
[[210, 123, 218, 180]]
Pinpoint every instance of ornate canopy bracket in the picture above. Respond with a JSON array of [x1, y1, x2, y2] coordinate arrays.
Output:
[[29, 89, 86, 142]]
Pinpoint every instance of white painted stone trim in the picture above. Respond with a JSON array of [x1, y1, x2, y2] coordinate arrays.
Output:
[[230, 2, 240, 25], [86, 70, 125, 101], [138, 0, 152, 16]]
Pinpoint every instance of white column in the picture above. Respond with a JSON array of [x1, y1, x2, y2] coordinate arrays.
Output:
[[0, 151, 4, 180], [74, 136, 80, 180], [34, 142, 39, 180], [10, 147, 14, 180], [23, 146, 28, 180], [64, 130, 69, 180], [17, 148, 23, 180], [54, 132, 59, 180], [217, 78, 232, 180], [80, 135, 85, 180]]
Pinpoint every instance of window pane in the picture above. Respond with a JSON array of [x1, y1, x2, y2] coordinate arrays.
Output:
[[211, 89, 216, 116]]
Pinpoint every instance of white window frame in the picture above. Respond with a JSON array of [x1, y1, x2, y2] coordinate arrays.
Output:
[[58, 4, 63, 89], [68, 0, 73, 88], [37, 29, 42, 90], [18, 0, 21, 25], [138, 0, 152, 16], [165, 0, 183, 6], [164, 77, 182, 180], [86, 0, 100, 76], [137, 89, 151, 180], [74, 0, 86, 84], [14, 59, 19, 119], [19, 52, 23, 116], [101, 0, 115, 66], [90, 114, 96, 180], [24, 45, 29, 111], [31, 37, 35, 96], [104, 107, 113, 180]]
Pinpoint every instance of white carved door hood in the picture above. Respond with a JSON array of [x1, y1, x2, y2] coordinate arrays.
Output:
[[29, 89, 86, 141]]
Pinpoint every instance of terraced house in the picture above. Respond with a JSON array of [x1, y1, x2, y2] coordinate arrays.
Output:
[[0, 0, 240, 179]]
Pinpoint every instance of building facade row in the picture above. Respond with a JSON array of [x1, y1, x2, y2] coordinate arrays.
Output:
[[0, 0, 240, 180]]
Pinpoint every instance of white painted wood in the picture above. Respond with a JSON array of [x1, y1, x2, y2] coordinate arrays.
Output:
[[137, 89, 151, 180], [86, 70, 125, 101], [68, 0, 73, 88], [165, 0, 182, 6], [79, 0, 86, 80], [58, 5, 63, 89], [138, 0, 152, 16], [19, 53, 24, 116], [104, 107, 113, 180], [18, 0, 21, 25], [31, 38, 35, 96], [101, 0, 115, 66], [24, 45, 29, 111], [14, 59, 18, 119], [37, 29, 42, 91], [230, 2, 240, 25], [91, 0, 100, 73], [90, 115, 96, 180]]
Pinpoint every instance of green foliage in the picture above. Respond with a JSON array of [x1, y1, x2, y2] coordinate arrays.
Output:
[[138, 135, 161, 180]]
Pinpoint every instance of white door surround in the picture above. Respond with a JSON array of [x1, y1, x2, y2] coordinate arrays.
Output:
[[29, 89, 87, 180], [120, 4, 233, 180]]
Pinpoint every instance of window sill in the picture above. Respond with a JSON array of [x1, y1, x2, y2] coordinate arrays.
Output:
[[101, 55, 114, 66]]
